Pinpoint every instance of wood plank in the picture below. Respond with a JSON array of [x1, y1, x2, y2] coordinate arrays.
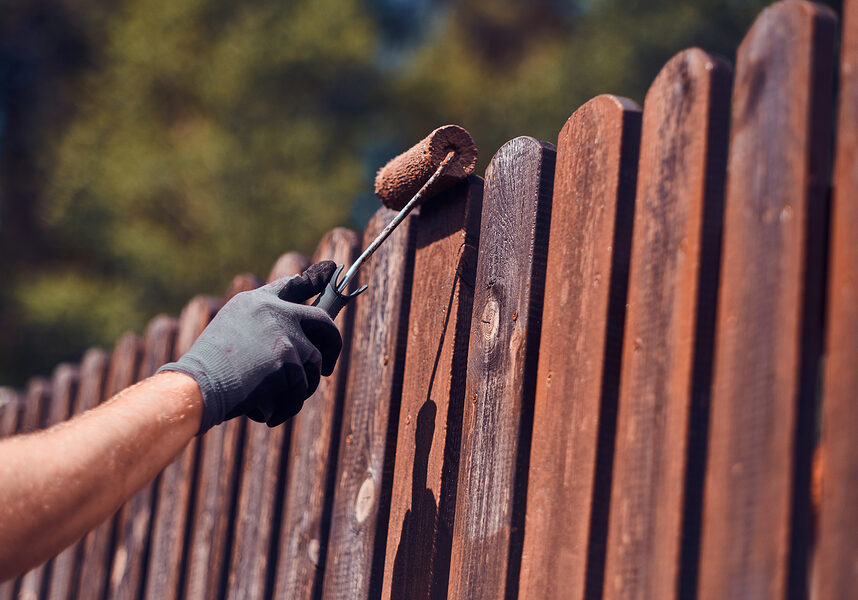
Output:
[[225, 259, 308, 600], [4, 378, 50, 600], [109, 316, 178, 600], [447, 136, 556, 600], [18, 377, 51, 433], [47, 349, 110, 600], [518, 95, 641, 600], [144, 296, 220, 600], [272, 231, 361, 599], [380, 177, 483, 600], [815, 0, 858, 594], [698, 2, 836, 598], [75, 335, 142, 600], [182, 273, 268, 600], [0, 388, 19, 437], [17, 364, 80, 600], [601, 50, 731, 600], [321, 206, 417, 599]]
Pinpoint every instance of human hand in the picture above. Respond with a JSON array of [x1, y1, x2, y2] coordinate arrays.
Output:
[[159, 261, 342, 433]]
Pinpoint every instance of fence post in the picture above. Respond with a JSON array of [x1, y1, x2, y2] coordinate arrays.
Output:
[[144, 296, 220, 600], [183, 273, 266, 600], [0, 388, 19, 438], [47, 349, 110, 600], [601, 49, 731, 600], [448, 136, 555, 600], [519, 95, 641, 600], [698, 2, 836, 598], [381, 176, 483, 600], [273, 229, 361, 599], [75, 334, 142, 600], [225, 259, 306, 600], [17, 364, 80, 599], [108, 316, 178, 599], [1, 378, 50, 599], [321, 207, 417, 599]]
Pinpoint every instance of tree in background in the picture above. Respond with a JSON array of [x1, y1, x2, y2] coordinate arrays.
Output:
[[0, 0, 839, 384]]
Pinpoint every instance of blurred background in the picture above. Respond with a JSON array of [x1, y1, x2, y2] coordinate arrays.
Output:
[[0, 0, 842, 385]]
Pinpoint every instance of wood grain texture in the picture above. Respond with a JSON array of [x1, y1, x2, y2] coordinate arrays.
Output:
[[75, 335, 141, 600], [272, 231, 360, 600], [18, 364, 80, 600], [698, 2, 836, 599], [224, 262, 306, 600], [448, 136, 556, 600], [602, 50, 731, 600], [144, 296, 220, 600], [12, 377, 55, 600], [47, 349, 110, 600], [109, 316, 178, 600], [321, 207, 417, 599], [519, 95, 641, 600], [380, 177, 483, 600], [815, 0, 858, 595], [183, 273, 265, 600]]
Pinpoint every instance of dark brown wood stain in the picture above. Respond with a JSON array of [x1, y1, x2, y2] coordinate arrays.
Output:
[[519, 95, 641, 600], [382, 176, 483, 600], [321, 207, 417, 600], [698, 2, 836, 598], [448, 136, 555, 600]]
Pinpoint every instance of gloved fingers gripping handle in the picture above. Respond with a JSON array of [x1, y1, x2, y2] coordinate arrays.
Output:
[[267, 260, 338, 304], [158, 260, 346, 435]]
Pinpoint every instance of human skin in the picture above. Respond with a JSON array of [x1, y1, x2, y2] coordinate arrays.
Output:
[[0, 371, 202, 581]]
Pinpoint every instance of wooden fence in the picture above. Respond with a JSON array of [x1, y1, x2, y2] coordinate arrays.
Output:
[[0, 0, 854, 597]]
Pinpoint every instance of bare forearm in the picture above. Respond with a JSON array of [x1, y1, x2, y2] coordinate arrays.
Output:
[[0, 372, 202, 581]]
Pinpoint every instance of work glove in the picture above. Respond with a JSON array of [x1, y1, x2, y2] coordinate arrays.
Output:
[[158, 261, 342, 433]]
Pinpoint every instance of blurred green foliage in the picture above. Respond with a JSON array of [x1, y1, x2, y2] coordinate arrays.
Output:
[[0, 0, 841, 385]]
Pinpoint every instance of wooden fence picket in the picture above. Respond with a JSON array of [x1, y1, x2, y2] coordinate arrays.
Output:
[[698, 2, 837, 598], [183, 273, 265, 600], [144, 297, 220, 600], [381, 176, 484, 600], [816, 0, 858, 595], [0, 388, 18, 438], [17, 365, 79, 600], [519, 95, 641, 600], [448, 136, 555, 600], [602, 49, 731, 600], [321, 207, 417, 599], [109, 316, 179, 600], [7, 378, 50, 599], [1, 2, 855, 596], [76, 334, 142, 600], [224, 261, 305, 600], [272, 230, 360, 599], [47, 349, 110, 600]]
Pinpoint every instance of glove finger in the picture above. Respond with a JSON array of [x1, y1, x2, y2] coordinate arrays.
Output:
[[266, 260, 336, 304], [293, 306, 343, 376], [266, 361, 312, 427], [293, 335, 323, 394]]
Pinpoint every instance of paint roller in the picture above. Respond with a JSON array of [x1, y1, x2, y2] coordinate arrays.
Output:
[[312, 125, 478, 318]]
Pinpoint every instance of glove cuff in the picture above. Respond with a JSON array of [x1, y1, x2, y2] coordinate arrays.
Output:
[[158, 340, 243, 434]]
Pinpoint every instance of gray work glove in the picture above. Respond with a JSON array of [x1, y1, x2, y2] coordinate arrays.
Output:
[[158, 261, 342, 433]]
